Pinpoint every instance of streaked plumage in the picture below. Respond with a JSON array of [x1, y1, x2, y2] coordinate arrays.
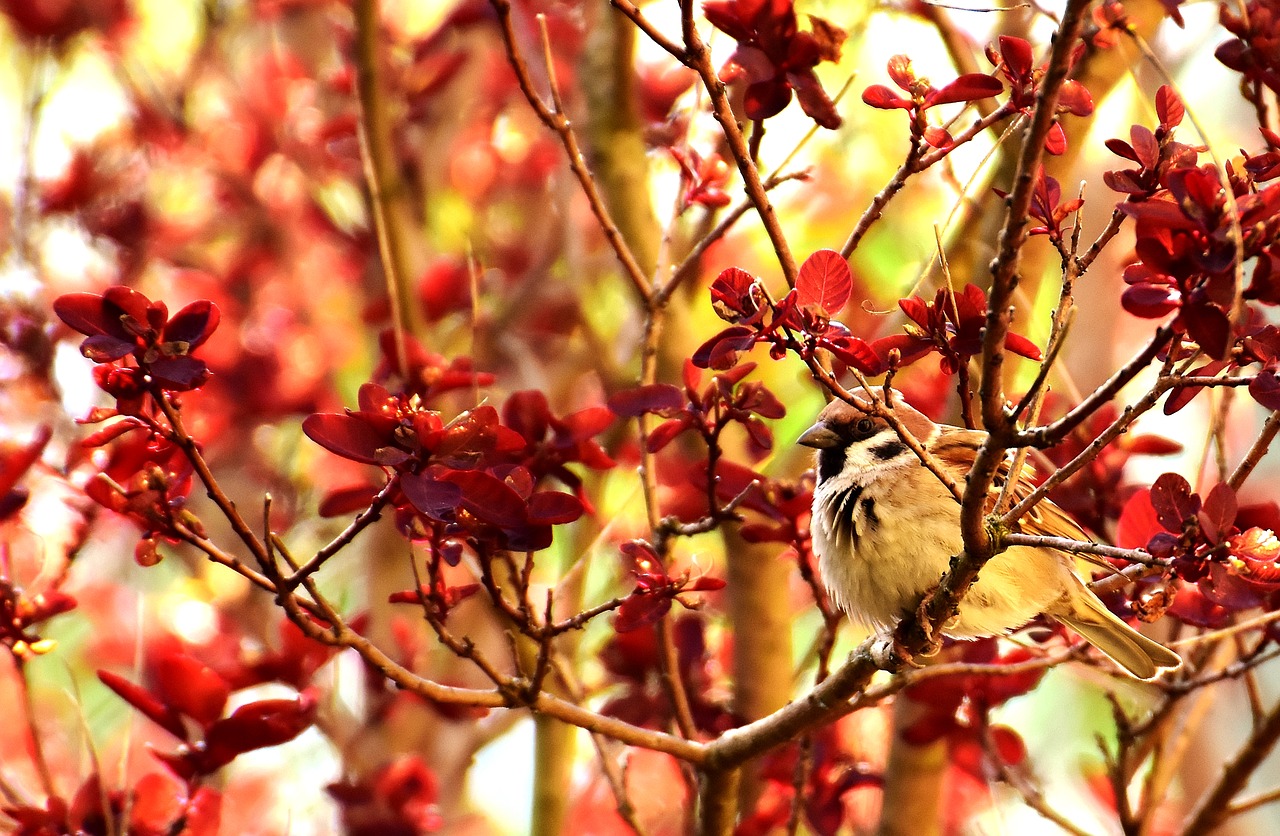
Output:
[[799, 395, 1181, 680]]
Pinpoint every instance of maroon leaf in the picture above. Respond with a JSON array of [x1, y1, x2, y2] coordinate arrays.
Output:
[[796, 249, 853, 315], [203, 694, 317, 770], [54, 292, 115, 337], [861, 84, 911, 109], [1151, 472, 1197, 532], [81, 333, 135, 361], [401, 472, 464, 518], [1155, 85, 1184, 129], [1250, 369, 1280, 410], [441, 469, 528, 528], [1121, 284, 1181, 318], [526, 490, 583, 525], [615, 591, 673, 633], [1200, 482, 1238, 541], [164, 300, 221, 348], [608, 384, 686, 417], [925, 73, 1003, 106], [692, 325, 758, 369], [302, 413, 389, 465], [98, 670, 187, 740], [1182, 303, 1230, 359], [152, 653, 230, 729]]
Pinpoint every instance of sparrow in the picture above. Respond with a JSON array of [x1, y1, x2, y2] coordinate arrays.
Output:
[[798, 394, 1181, 680]]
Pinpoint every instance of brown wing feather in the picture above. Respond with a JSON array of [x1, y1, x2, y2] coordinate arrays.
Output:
[[930, 425, 1115, 573]]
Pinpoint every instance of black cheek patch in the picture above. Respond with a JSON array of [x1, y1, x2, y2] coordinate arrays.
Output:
[[869, 439, 907, 461], [861, 497, 880, 530], [817, 446, 847, 483]]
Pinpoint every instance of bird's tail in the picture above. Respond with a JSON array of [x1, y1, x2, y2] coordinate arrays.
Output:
[[1055, 581, 1182, 681]]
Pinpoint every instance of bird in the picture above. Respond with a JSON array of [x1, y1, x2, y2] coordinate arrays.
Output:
[[797, 392, 1182, 680]]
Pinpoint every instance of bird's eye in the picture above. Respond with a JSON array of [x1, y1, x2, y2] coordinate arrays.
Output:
[[855, 418, 874, 435]]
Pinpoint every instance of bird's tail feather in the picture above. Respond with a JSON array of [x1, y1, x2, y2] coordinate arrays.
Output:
[[1056, 583, 1182, 681]]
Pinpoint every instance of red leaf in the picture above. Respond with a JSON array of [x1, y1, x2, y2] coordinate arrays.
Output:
[[692, 325, 758, 369], [129, 773, 184, 833], [923, 126, 954, 149], [441, 469, 528, 527], [203, 694, 317, 770], [1155, 85, 1184, 129], [925, 73, 1003, 106], [990, 725, 1027, 765], [526, 490, 583, 525], [98, 670, 187, 740], [1200, 482, 1238, 540], [647, 417, 692, 452], [1116, 489, 1160, 549], [1250, 369, 1280, 410], [861, 84, 911, 110], [401, 472, 464, 518], [54, 292, 114, 336], [164, 300, 220, 348], [796, 249, 853, 314], [177, 787, 222, 836], [1182, 303, 1230, 359], [1121, 284, 1181, 318], [317, 484, 380, 517], [152, 653, 230, 729], [1150, 472, 1197, 532], [608, 384, 686, 417], [1004, 331, 1042, 361], [302, 413, 388, 465], [615, 591, 673, 632]]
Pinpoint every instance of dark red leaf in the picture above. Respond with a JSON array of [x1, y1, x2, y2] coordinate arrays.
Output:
[[152, 653, 230, 729], [97, 670, 187, 740], [441, 469, 528, 527], [1182, 303, 1230, 359], [796, 249, 853, 314], [302, 413, 388, 465], [615, 591, 673, 633], [925, 73, 1003, 106], [1150, 472, 1197, 532], [647, 417, 692, 452], [1121, 284, 1181, 318], [54, 292, 114, 336], [743, 79, 793, 121], [317, 484, 380, 517], [164, 300, 220, 348], [692, 325, 758, 369], [149, 356, 210, 389], [608, 384, 686, 417], [203, 694, 317, 770], [401, 472, 464, 519], [526, 491, 583, 525], [1155, 85, 1184, 129], [861, 84, 911, 109], [1250, 369, 1280, 410], [1200, 482, 1238, 540]]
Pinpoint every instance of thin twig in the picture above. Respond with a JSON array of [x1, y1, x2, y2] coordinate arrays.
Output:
[[490, 1, 654, 303]]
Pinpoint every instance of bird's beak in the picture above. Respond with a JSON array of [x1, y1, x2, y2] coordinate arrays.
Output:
[[797, 421, 840, 449]]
